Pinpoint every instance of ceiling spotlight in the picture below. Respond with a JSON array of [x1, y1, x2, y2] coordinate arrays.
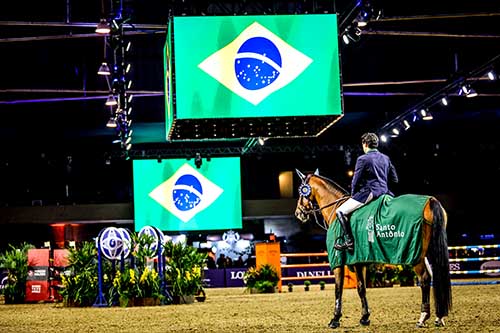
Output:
[[342, 33, 350, 45], [391, 128, 400, 136], [441, 97, 449, 106], [487, 70, 497, 81], [258, 137, 268, 145], [459, 84, 478, 98], [106, 117, 117, 128], [420, 109, 433, 121], [105, 95, 117, 106], [97, 62, 111, 76], [380, 134, 388, 143], [95, 19, 110, 34], [403, 119, 410, 130]]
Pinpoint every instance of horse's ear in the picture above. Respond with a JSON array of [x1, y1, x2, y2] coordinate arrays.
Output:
[[314, 168, 319, 175], [295, 169, 306, 181]]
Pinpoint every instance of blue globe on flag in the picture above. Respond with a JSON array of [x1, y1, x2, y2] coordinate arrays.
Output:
[[235, 37, 282, 90], [172, 174, 203, 211]]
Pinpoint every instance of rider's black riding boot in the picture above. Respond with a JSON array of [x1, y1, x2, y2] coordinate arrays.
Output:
[[334, 211, 354, 251]]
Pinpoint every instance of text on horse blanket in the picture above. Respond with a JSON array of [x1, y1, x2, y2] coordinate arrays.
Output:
[[326, 194, 431, 270]]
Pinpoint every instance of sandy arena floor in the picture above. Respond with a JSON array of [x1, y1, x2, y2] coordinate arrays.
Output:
[[1, 282, 499, 332]]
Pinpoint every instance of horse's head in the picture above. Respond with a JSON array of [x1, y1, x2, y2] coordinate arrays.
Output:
[[294, 168, 319, 223]]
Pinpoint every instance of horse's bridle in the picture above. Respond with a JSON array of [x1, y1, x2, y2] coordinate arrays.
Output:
[[297, 174, 348, 230]]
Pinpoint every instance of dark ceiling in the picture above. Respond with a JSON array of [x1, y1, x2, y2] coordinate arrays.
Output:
[[1, 1, 499, 238], [1, 0, 499, 151]]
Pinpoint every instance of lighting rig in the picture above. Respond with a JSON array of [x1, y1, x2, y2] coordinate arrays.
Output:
[[97, 1, 133, 159]]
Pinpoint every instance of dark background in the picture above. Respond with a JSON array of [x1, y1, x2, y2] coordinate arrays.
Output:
[[0, 0, 499, 248]]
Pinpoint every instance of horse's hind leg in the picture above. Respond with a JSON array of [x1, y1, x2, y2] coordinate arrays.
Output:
[[329, 266, 344, 329], [354, 264, 370, 326], [414, 261, 431, 328]]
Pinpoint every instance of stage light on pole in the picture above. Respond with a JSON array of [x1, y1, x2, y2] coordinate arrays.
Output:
[[95, 19, 110, 34], [97, 62, 111, 76], [105, 94, 117, 106], [106, 117, 117, 128]]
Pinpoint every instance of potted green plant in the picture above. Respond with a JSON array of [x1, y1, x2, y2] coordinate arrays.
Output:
[[59, 241, 100, 307], [0, 242, 34, 304], [319, 280, 326, 290], [135, 267, 161, 306], [304, 280, 311, 291], [243, 264, 279, 294], [164, 241, 207, 304], [287, 283, 293, 292], [396, 264, 417, 286], [112, 268, 140, 307]]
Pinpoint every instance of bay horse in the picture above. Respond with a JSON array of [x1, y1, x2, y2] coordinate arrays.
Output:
[[294, 169, 452, 329]]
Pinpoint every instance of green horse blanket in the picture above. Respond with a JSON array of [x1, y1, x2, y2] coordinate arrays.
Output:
[[326, 194, 431, 270]]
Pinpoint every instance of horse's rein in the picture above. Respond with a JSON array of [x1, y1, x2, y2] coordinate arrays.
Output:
[[305, 196, 349, 231]]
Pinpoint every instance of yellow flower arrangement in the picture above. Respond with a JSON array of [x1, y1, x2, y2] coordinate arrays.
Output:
[[113, 268, 140, 306], [138, 267, 161, 298]]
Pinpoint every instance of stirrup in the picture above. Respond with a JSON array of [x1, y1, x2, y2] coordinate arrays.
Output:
[[334, 241, 354, 251]]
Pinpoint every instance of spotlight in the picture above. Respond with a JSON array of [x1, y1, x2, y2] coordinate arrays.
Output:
[[105, 95, 117, 106], [95, 19, 110, 34], [106, 117, 117, 128], [391, 127, 400, 136], [194, 153, 202, 169], [487, 70, 497, 81], [258, 137, 267, 145], [441, 97, 449, 106], [459, 84, 478, 98], [380, 134, 388, 143], [342, 33, 350, 45], [97, 62, 111, 76], [403, 119, 410, 130], [420, 109, 433, 121]]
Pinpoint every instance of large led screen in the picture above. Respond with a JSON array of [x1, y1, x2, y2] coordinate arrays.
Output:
[[167, 14, 342, 120], [133, 157, 242, 231]]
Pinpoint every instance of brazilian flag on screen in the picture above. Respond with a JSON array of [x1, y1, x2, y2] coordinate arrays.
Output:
[[169, 14, 342, 119], [133, 157, 242, 232]]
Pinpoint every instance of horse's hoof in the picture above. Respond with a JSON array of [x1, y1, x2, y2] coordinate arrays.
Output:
[[359, 313, 370, 326], [328, 319, 340, 329], [360, 318, 370, 326], [434, 318, 445, 327]]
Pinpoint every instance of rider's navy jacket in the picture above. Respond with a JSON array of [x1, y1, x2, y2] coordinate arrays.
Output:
[[351, 149, 398, 202]]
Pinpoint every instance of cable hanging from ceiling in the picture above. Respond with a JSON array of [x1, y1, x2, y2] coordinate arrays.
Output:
[[377, 54, 500, 143], [97, 0, 133, 160]]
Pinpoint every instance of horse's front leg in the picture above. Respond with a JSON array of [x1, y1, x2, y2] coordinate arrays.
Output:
[[329, 266, 344, 329], [354, 264, 370, 326], [414, 261, 431, 328]]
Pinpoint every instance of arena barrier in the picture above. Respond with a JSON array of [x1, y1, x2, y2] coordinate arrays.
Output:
[[448, 244, 500, 285], [280, 252, 357, 289]]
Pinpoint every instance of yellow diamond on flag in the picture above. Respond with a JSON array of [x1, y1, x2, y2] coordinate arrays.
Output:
[[198, 21, 313, 105]]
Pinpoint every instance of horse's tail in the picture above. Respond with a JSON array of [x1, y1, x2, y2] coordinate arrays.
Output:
[[428, 197, 452, 318]]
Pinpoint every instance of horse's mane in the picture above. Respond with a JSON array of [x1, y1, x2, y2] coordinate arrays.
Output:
[[312, 174, 350, 199]]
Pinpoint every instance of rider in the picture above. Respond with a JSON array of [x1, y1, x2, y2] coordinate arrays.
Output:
[[334, 132, 399, 251]]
